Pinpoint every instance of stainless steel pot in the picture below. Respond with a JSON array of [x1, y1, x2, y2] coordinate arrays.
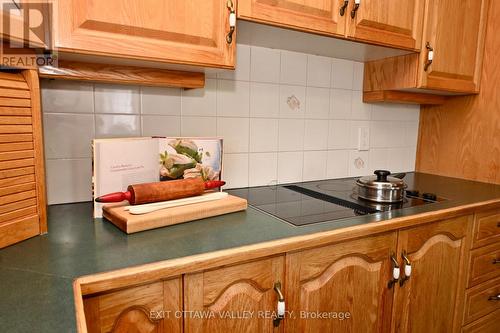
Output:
[[356, 170, 407, 203]]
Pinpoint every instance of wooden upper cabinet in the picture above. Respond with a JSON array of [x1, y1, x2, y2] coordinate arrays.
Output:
[[83, 278, 182, 333], [391, 216, 472, 333], [184, 256, 285, 332], [418, 0, 489, 92], [285, 232, 398, 332], [347, 0, 425, 50], [54, 0, 236, 68], [238, 0, 346, 37]]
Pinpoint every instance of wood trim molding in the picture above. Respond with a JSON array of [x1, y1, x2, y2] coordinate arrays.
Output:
[[363, 90, 447, 105], [38, 61, 205, 89]]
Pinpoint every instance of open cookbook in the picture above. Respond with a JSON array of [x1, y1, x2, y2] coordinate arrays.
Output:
[[92, 137, 223, 218]]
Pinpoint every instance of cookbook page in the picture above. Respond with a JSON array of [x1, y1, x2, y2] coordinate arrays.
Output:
[[93, 137, 159, 218]]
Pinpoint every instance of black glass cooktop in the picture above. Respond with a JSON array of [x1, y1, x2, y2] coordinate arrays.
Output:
[[228, 178, 443, 226]]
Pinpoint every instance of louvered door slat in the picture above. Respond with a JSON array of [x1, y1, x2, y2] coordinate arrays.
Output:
[[0, 70, 46, 248]]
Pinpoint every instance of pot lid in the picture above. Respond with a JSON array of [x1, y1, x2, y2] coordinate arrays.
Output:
[[356, 170, 406, 190]]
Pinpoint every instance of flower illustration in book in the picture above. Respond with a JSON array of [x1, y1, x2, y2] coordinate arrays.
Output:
[[159, 139, 221, 181]]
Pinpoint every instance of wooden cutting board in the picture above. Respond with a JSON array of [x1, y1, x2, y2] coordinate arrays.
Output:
[[102, 195, 247, 234]]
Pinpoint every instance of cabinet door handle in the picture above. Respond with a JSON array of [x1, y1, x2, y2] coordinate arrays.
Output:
[[488, 294, 500, 301], [388, 253, 400, 289], [399, 251, 412, 286], [351, 0, 360, 19], [339, 0, 349, 16], [424, 42, 434, 71], [493, 258, 500, 264], [273, 282, 285, 327], [226, 0, 236, 44]]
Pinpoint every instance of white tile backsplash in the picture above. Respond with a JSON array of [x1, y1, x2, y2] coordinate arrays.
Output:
[[304, 120, 328, 151], [216, 80, 250, 117], [43, 113, 94, 159], [94, 84, 140, 114], [249, 118, 279, 152], [41, 44, 420, 204], [278, 119, 304, 152], [41, 80, 93, 113], [303, 151, 327, 181], [46, 159, 92, 204], [181, 116, 217, 137], [307, 55, 331, 88], [277, 152, 303, 184], [250, 46, 280, 83], [249, 152, 278, 186], [250, 82, 280, 118], [182, 79, 216, 116], [142, 115, 181, 137], [331, 58, 354, 89], [141, 86, 181, 115], [216, 117, 249, 153], [305, 87, 330, 119], [95, 114, 141, 138], [280, 50, 307, 85]]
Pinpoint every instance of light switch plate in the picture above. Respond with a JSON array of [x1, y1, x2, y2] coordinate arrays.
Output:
[[358, 126, 370, 151]]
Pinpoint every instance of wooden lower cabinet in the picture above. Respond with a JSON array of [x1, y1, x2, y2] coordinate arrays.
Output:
[[83, 277, 182, 333], [391, 215, 472, 333], [184, 256, 285, 332], [285, 232, 397, 332], [77, 214, 481, 333]]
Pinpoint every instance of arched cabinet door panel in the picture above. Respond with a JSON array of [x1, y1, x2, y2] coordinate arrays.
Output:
[[391, 215, 472, 333], [184, 256, 285, 332], [285, 232, 398, 333], [83, 278, 182, 333]]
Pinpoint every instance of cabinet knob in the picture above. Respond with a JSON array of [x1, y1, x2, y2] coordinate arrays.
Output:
[[226, 0, 236, 44], [493, 258, 500, 264], [424, 42, 434, 71], [351, 0, 360, 19], [339, 0, 349, 16], [388, 253, 400, 289], [273, 282, 285, 327], [488, 294, 500, 301]]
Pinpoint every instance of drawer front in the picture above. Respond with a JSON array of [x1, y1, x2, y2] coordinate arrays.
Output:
[[464, 276, 500, 324], [472, 209, 500, 249], [468, 242, 500, 287], [462, 309, 500, 333]]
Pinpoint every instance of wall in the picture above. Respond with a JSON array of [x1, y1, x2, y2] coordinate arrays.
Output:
[[416, 0, 499, 184], [41, 44, 420, 205]]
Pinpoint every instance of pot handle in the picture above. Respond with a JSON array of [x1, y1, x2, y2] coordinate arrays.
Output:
[[374, 170, 391, 182]]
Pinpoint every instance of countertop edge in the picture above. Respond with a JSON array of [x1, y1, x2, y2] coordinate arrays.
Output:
[[75, 197, 500, 295]]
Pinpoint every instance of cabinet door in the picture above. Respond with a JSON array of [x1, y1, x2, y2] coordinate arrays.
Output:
[[83, 278, 182, 333], [55, 0, 235, 68], [0, 70, 46, 249], [184, 256, 284, 332], [347, 0, 424, 50], [417, 0, 489, 92], [285, 232, 398, 332], [391, 215, 472, 333], [238, 0, 346, 37]]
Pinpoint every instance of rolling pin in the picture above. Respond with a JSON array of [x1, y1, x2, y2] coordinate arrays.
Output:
[[95, 178, 225, 205]]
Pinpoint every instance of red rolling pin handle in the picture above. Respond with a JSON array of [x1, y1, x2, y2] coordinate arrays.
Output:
[[95, 191, 132, 203], [204, 180, 226, 190]]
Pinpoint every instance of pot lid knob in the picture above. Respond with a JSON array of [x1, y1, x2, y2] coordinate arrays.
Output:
[[374, 170, 391, 182]]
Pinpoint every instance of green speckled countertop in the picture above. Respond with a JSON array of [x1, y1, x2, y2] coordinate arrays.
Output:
[[1, 172, 499, 332]]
